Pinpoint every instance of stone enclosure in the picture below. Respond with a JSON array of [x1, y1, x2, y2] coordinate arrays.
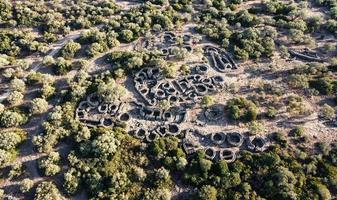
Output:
[[75, 32, 269, 162]]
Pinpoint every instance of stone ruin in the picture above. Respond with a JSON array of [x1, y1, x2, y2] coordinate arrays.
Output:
[[134, 67, 225, 106], [75, 32, 269, 162], [126, 102, 187, 142], [136, 31, 238, 73], [289, 48, 325, 62], [75, 93, 131, 128], [204, 45, 238, 72], [135, 31, 194, 59], [183, 130, 269, 162]]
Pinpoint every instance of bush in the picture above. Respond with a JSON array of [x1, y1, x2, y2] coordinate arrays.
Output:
[[291, 126, 305, 137], [30, 98, 48, 114], [10, 78, 26, 92], [20, 178, 34, 193], [198, 185, 217, 200], [162, 63, 178, 78], [60, 40, 81, 59], [309, 78, 336, 95], [34, 181, 64, 200], [6, 91, 24, 105], [39, 152, 61, 176], [201, 95, 215, 107], [53, 57, 72, 75], [227, 97, 258, 122], [0, 110, 26, 128], [319, 104, 336, 120]]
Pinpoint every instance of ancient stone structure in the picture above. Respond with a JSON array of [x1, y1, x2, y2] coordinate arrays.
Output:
[[134, 67, 225, 106], [75, 93, 130, 128], [289, 49, 325, 62], [204, 45, 238, 72], [182, 129, 269, 162], [75, 32, 268, 163]]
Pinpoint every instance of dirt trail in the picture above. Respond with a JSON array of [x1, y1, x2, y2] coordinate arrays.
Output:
[[0, 31, 83, 103]]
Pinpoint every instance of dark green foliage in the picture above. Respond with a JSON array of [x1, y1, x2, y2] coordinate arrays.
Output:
[[148, 137, 187, 171], [53, 57, 72, 75], [106, 51, 161, 72], [0, 31, 46, 56], [60, 40, 81, 59], [104, 3, 186, 42], [309, 77, 337, 95], [272, 132, 288, 147], [180, 143, 336, 200], [232, 27, 276, 60], [227, 97, 258, 122]]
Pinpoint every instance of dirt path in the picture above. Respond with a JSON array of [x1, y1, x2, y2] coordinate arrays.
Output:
[[0, 31, 83, 103]]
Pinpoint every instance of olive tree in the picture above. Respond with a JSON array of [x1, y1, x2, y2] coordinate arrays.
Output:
[[30, 98, 49, 114], [0, 110, 26, 127], [20, 178, 34, 193], [0, 129, 26, 150], [319, 104, 336, 121], [97, 78, 128, 102], [0, 149, 11, 167], [60, 40, 81, 59], [198, 185, 217, 200], [92, 131, 120, 159], [10, 78, 26, 92], [34, 181, 64, 200], [38, 152, 61, 176], [6, 91, 24, 105]]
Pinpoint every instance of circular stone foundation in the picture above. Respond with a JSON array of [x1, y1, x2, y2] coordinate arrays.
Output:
[[168, 124, 180, 136], [220, 149, 236, 162], [227, 132, 244, 147], [211, 132, 226, 145], [205, 148, 216, 159], [119, 113, 131, 122]]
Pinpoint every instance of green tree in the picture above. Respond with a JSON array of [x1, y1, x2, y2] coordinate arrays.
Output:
[[6, 91, 24, 105], [34, 181, 64, 200], [87, 42, 105, 57], [61, 40, 81, 59], [54, 57, 72, 75], [10, 78, 26, 92], [97, 78, 128, 102], [92, 130, 120, 159], [0, 110, 26, 127], [39, 151, 61, 176], [20, 178, 34, 193], [0, 129, 26, 150], [0, 149, 11, 167], [120, 29, 134, 42], [30, 98, 49, 114], [319, 104, 336, 120], [198, 185, 217, 200]]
